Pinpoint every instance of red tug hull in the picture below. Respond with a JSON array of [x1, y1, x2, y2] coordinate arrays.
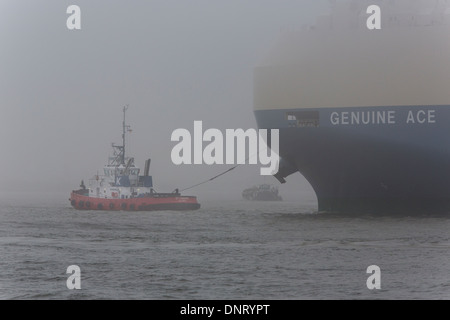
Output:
[[70, 191, 201, 211]]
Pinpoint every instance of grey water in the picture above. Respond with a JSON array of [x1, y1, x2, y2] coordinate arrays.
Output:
[[0, 194, 449, 300]]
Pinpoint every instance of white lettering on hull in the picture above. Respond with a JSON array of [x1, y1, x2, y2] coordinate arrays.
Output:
[[330, 110, 436, 126]]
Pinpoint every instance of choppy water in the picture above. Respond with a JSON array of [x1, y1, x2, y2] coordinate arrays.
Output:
[[0, 196, 449, 300]]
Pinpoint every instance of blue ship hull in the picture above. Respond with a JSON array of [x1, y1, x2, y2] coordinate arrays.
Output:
[[255, 105, 450, 214]]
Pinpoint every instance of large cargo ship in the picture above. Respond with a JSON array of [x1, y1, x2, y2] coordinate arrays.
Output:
[[254, 1, 450, 214]]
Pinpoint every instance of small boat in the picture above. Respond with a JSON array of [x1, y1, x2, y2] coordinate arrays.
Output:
[[242, 184, 282, 201], [69, 106, 200, 211]]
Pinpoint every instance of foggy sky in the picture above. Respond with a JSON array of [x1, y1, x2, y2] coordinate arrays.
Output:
[[0, 1, 327, 203]]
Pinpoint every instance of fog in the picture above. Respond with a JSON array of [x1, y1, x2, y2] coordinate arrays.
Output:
[[0, 0, 327, 204]]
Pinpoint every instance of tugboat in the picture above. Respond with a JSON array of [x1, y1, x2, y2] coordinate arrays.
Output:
[[69, 106, 201, 211], [242, 184, 282, 201]]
